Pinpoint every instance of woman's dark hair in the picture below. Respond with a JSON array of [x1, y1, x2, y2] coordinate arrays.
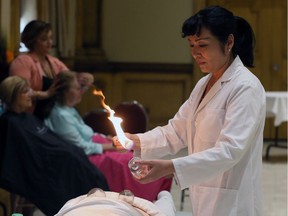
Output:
[[182, 5, 255, 67], [21, 20, 52, 51]]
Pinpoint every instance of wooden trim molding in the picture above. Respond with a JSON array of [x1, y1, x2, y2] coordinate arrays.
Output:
[[72, 61, 193, 74]]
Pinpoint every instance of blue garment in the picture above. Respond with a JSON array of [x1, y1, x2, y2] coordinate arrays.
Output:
[[44, 103, 103, 155], [0, 100, 5, 116], [0, 104, 4, 116]]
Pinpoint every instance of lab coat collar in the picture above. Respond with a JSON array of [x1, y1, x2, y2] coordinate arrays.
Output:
[[220, 56, 243, 83], [196, 56, 243, 113]]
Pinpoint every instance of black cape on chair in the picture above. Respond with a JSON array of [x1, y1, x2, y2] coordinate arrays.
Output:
[[0, 112, 109, 216]]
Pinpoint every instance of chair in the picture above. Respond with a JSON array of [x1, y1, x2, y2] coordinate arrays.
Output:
[[10, 194, 35, 216], [0, 190, 35, 216], [83, 109, 116, 136], [0, 201, 7, 216], [113, 100, 148, 134], [83, 100, 149, 135], [85, 101, 173, 200], [180, 188, 189, 211]]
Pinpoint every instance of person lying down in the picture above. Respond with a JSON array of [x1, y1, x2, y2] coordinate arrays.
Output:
[[55, 189, 176, 216]]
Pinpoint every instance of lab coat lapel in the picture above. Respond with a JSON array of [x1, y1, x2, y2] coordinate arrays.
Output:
[[194, 57, 238, 114], [186, 77, 208, 154], [196, 81, 222, 113]]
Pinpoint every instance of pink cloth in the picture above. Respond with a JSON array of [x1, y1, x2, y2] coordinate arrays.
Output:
[[9, 53, 69, 113], [89, 134, 172, 201], [10, 53, 68, 91]]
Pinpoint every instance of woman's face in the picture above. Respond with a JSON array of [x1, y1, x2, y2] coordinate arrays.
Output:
[[65, 77, 83, 107], [187, 28, 233, 75], [34, 30, 53, 55], [14, 87, 33, 111]]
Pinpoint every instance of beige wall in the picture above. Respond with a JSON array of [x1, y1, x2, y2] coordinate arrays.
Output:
[[102, 0, 194, 63], [0, 0, 194, 63]]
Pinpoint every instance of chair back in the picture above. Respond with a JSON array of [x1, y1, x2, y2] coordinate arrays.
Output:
[[83, 109, 116, 135], [114, 100, 148, 134], [83, 100, 148, 135]]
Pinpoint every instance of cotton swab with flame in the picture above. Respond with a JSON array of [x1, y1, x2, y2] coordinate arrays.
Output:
[[93, 89, 134, 150]]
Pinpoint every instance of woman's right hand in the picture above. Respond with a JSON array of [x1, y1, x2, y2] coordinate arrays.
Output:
[[112, 133, 141, 151], [34, 78, 62, 100], [46, 77, 62, 98], [125, 133, 141, 150]]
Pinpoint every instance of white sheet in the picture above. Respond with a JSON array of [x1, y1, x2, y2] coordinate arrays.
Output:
[[265, 91, 288, 126]]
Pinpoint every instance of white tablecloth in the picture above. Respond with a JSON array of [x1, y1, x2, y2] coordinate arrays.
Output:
[[266, 91, 288, 127]]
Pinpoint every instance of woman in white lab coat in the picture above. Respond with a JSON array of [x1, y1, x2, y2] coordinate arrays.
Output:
[[113, 5, 265, 216]]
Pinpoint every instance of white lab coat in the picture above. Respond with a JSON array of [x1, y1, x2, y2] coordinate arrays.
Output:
[[138, 56, 265, 216]]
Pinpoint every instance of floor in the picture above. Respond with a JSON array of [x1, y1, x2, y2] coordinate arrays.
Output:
[[33, 141, 287, 216]]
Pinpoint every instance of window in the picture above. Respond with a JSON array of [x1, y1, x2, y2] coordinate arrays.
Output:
[[19, 0, 37, 52]]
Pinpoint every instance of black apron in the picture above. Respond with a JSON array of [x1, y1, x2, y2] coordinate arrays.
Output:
[[0, 112, 109, 216], [33, 76, 53, 121]]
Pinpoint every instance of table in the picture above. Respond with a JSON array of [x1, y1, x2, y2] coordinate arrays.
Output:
[[265, 91, 288, 160], [88, 134, 172, 201], [88, 151, 172, 201]]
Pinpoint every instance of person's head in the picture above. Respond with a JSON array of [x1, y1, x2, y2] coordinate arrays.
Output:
[[0, 76, 32, 112], [55, 71, 83, 107], [182, 5, 255, 73], [21, 20, 52, 53]]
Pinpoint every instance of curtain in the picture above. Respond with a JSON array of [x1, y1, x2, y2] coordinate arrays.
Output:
[[1, 0, 20, 53], [38, 0, 76, 58], [56, 0, 76, 57]]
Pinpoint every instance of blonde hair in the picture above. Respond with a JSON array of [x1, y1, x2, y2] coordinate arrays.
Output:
[[0, 76, 29, 106]]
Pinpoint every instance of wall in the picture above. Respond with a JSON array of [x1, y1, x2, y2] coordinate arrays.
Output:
[[102, 0, 193, 63], [76, 0, 196, 130], [1, 0, 286, 138]]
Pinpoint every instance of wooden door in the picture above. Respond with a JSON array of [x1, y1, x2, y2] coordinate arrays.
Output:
[[193, 0, 287, 139]]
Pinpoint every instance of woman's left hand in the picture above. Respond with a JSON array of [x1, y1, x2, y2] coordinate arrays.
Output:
[[112, 133, 141, 152], [134, 159, 175, 184]]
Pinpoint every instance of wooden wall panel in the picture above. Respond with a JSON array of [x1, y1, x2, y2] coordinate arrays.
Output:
[[76, 71, 193, 130], [115, 73, 192, 129], [199, 0, 287, 139]]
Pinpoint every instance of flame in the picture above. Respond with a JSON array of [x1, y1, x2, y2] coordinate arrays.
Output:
[[93, 89, 133, 150], [93, 89, 113, 112]]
